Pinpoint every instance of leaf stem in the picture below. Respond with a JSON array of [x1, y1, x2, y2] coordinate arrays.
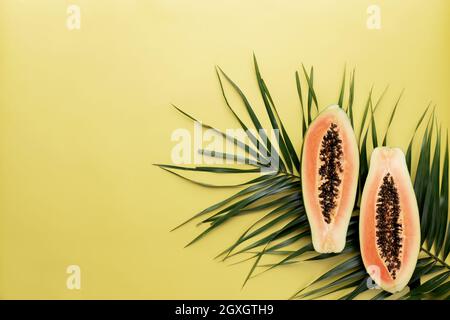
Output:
[[421, 247, 450, 269]]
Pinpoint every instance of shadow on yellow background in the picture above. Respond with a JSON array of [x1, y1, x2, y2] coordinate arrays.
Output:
[[0, 0, 449, 299]]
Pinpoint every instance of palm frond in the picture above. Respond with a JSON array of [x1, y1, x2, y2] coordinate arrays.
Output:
[[382, 89, 403, 146], [295, 71, 307, 138], [338, 65, 346, 108], [160, 58, 449, 299], [347, 69, 355, 126], [302, 64, 319, 123], [254, 55, 301, 173]]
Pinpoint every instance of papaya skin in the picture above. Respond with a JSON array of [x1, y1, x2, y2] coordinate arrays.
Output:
[[360, 147, 421, 293], [301, 105, 359, 253]]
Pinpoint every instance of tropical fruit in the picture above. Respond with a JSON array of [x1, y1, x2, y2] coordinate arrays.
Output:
[[360, 147, 420, 293], [301, 105, 359, 253]]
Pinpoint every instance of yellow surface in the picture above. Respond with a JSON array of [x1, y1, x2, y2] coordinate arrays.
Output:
[[0, 0, 449, 299]]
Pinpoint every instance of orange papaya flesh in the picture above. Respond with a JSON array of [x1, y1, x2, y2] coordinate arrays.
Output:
[[302, 105, 359, 253]]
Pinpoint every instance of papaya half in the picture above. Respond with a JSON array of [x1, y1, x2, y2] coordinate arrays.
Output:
[[301, 105, 359, 253], [360, 147, 420, 293]]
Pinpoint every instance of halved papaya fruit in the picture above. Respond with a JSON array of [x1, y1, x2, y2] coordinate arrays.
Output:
[[360, 147, 420, 293], [301, 105, 359, 253]]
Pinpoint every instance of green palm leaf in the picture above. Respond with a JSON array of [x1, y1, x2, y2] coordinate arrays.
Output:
[[216, 67, 282, 170], [338, 66, 346, 108], [302, 64, 318, 124], [382, 89, 403, 146], [295, 71, 307, 137], [405, 103, 431, 171], [171, 104, 265, 162], [254, 55, 301, 172], [160, 58, 449, 299], [347, 69, 355, 126]]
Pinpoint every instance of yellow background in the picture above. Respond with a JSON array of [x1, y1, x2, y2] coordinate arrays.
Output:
[[0, 0, 449, 299]]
